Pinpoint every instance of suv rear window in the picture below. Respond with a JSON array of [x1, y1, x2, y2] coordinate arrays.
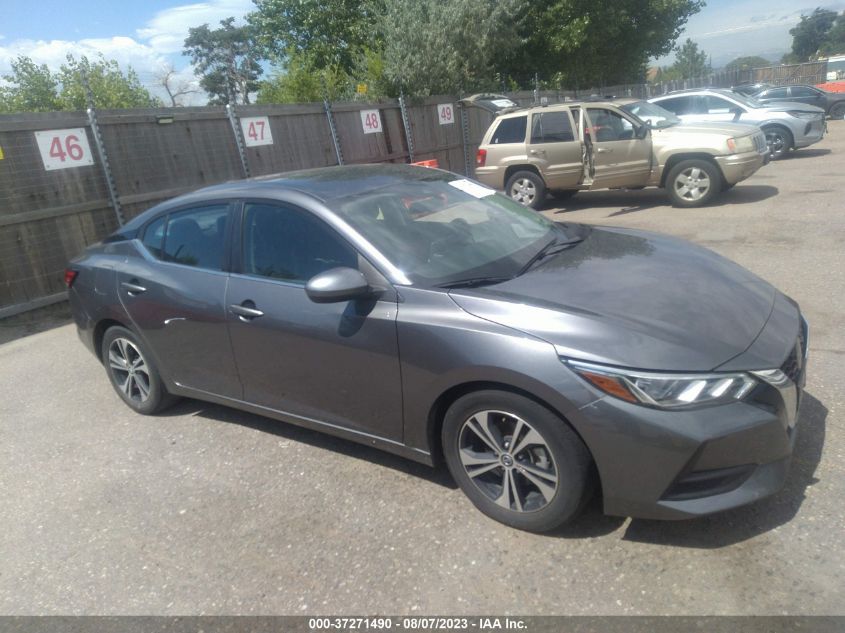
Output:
[[491, 116, 527, 144]]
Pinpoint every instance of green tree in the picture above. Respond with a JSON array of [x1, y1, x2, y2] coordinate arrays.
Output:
[[671, 39, 710, 79], [248, 0, 382, 74], [257, 49, 352, 103], [377, 0, 522, 96], [788, 8, 838, 61], [497, 0, 705, 89], [0, 56, 61, 112], [820, 12, 845, 56], [725, 56, 770, 71], [184, 17, 263, 104], [57, 56, 160, 110]]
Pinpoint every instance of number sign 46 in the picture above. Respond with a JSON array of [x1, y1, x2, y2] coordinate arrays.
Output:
[[35, 129, 95, 171], [360, 109, 383, 134], [240, 116, 274, 147]]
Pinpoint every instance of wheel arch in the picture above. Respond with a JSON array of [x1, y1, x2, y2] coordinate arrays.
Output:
[[660, 153, 721, 188], [93, 318, 130, 363], [759, 122, 795, 148], [504, 164, 542, 186]]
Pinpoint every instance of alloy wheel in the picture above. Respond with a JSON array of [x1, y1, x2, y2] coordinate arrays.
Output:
[[765, 130, 788, 158], [457, 410, 559, 513], [108, 338, 151, 403], [509, 178, 537, 206], [673, 166, 711, 202]]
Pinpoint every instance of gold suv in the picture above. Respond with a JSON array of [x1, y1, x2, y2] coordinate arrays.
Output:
[[474, 99, 769, 209]]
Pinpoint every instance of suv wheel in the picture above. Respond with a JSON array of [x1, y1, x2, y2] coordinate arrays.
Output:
[[763, 126, 793, 159], [442, 390, 592, 532], [830, 102, 845, 119], [506, 171, 546, 210], [666, 159, 721, 208]]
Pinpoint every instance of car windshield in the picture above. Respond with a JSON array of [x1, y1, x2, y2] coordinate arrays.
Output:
[[620, 101, 681, 128], [334, 176, 564, 287]]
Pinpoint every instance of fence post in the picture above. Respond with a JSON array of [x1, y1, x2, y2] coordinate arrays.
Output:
[[81, 70, 124, 226], [323, 99, 344, 166], [459, 99, 472, 177], [398, 92, 415, 164], [226, 103, 251, 178]]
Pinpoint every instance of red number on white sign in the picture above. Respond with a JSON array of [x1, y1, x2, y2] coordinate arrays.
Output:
[[48, 135, 85, 162], [248, 120, 265, 142], [440, 106, 452, 121], [366, 113, 379, 129], [36, 128, 94, 170], [49, 136, 67, 162]]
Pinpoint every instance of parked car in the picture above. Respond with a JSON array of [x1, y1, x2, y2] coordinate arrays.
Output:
[[67, 164, 808, 532], [732, 82, 773, 96], [650, 88, 826, 159], [750, 84, 845, 119], [474, 99, 768, 209]]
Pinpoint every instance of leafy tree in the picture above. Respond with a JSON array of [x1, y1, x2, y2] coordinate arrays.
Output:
[[184, 17, 263, 104], [0, 57, 62, 112], [248, 0, 382, 75], [725, 56, 770, 71], [497, 0, 705, 89], [820, 12, 845, 56], [57, 56, 160, 110], [257, 49, 352, 103], [671, 39, 709, 79], [788, 8, 838, 61], [377, 0, 522, 96]]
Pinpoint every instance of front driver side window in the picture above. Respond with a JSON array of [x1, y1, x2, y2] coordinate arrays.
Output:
[[585, 108, 634, 142], [242, 202, 357, 283]]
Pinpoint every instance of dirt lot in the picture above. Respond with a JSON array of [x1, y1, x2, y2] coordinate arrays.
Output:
[[1, 122, 843, 615]]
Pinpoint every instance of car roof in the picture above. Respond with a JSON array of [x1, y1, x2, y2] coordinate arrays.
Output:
[[494, 99, 628, 118], [118, 164, 455, 235]]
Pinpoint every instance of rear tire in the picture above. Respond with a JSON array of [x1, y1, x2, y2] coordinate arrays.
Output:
[[506, 171, 546, 210], [666, 159, 722, 208], [442, 390, 593, 532], [101, 326, 177, 415]]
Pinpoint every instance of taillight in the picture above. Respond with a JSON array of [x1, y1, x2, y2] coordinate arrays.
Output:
[[64, 268, 78, 287], [476, 148, 487, 167]]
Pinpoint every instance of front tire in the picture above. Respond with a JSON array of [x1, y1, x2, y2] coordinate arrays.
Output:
[[442, 390, 592, 532], [101, 326, 176, 415], [763, 126, 793, 159], [829, 102, 845, 119], [506, 170, 546, 210], [666, 159, 722, 207]]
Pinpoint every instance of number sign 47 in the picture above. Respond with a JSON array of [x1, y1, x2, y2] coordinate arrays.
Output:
[[35, 129, 95, 171], [240, 116, 274, 147]]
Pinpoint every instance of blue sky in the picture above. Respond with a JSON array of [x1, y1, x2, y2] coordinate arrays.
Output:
[[1, 0, 844, 103]]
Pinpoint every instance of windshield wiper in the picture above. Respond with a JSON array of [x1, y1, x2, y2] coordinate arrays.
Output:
[[516, 236, 583, 276], [437, 276, 513, 289]]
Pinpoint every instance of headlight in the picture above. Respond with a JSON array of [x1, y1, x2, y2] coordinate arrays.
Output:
[[566, 359, 757, 409], [726, 136, 755, 153], [787, 111, 819, 120]]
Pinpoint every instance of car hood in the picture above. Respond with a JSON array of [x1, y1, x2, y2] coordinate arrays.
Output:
[[449, 227, 778, 372], [755, 101, 825, 113], [653, 121, 759, 137]]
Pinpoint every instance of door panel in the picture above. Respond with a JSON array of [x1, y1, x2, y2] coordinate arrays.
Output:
[[584, 107, 652, 189], [117, 203, 241, 398], [226, 201, 403, 441], [527, 110, 583, 189]]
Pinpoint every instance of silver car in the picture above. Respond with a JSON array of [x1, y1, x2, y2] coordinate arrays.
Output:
[[650, 88, 826, 159]]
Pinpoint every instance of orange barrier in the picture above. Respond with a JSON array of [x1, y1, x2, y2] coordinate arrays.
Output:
[[816, 81, 845, 93], [411, 159, 439, 168]]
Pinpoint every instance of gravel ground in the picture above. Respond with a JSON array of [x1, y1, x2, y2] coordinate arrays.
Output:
[[1, 121, 843, 615]]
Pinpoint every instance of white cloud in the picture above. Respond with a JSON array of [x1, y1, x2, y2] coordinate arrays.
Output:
[[137, 0, 254, 54]]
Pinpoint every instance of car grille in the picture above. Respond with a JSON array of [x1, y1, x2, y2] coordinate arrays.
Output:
[[753, 132, 767, 153]]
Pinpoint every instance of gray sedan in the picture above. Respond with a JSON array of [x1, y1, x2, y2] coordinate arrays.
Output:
[[67, 165, 807, 532], [650, 88, 826, 158]]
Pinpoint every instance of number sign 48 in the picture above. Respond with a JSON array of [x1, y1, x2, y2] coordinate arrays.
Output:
[[360, 109, 383, 134], [240, 116, 274, 147], [35, 129, 95, 171]]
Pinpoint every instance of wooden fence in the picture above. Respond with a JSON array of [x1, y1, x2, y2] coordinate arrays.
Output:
[[0, 96, 497, 317]]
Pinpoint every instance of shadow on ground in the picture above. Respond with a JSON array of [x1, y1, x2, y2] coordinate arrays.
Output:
[[621, 392, 826, 549], [550, 185, 779, 217]]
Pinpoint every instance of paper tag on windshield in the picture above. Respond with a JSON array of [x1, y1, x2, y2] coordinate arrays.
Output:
[[491, 98, 516, 108], [448, 179, 496, 198]]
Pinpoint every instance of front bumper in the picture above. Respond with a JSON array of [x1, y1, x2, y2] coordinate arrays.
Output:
[[714, 151, 766, 184], [569, 318, 808, 520], [794, 117, 826, 148]]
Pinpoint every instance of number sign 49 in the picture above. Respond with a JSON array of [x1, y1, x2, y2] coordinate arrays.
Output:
[[35, 129, 95, 171], [437, 104, 454, 125], [360, 109, 382, 134], [240, 116, 274, 147]]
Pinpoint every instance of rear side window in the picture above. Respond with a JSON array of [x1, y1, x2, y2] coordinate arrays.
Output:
[[765, 87, 788, 99], [703, 96, 735, 114], [655, 96, 693, 115], [790, 86, 817, 98], [141, 216, 165, 258], [161, 204, 230, 270], [531, 111, 575, 143], [490, 116, 527, 144]]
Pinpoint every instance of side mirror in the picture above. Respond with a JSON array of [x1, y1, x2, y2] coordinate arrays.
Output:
[[636, 124, 650, 139], [305, 267, 372, 303]]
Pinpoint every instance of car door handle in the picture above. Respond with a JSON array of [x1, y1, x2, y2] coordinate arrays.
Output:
[[596, 147, 612, 154], [529, 149, 546, 155], [229, 303, 265, 321], [121, 281, 147, 295]]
